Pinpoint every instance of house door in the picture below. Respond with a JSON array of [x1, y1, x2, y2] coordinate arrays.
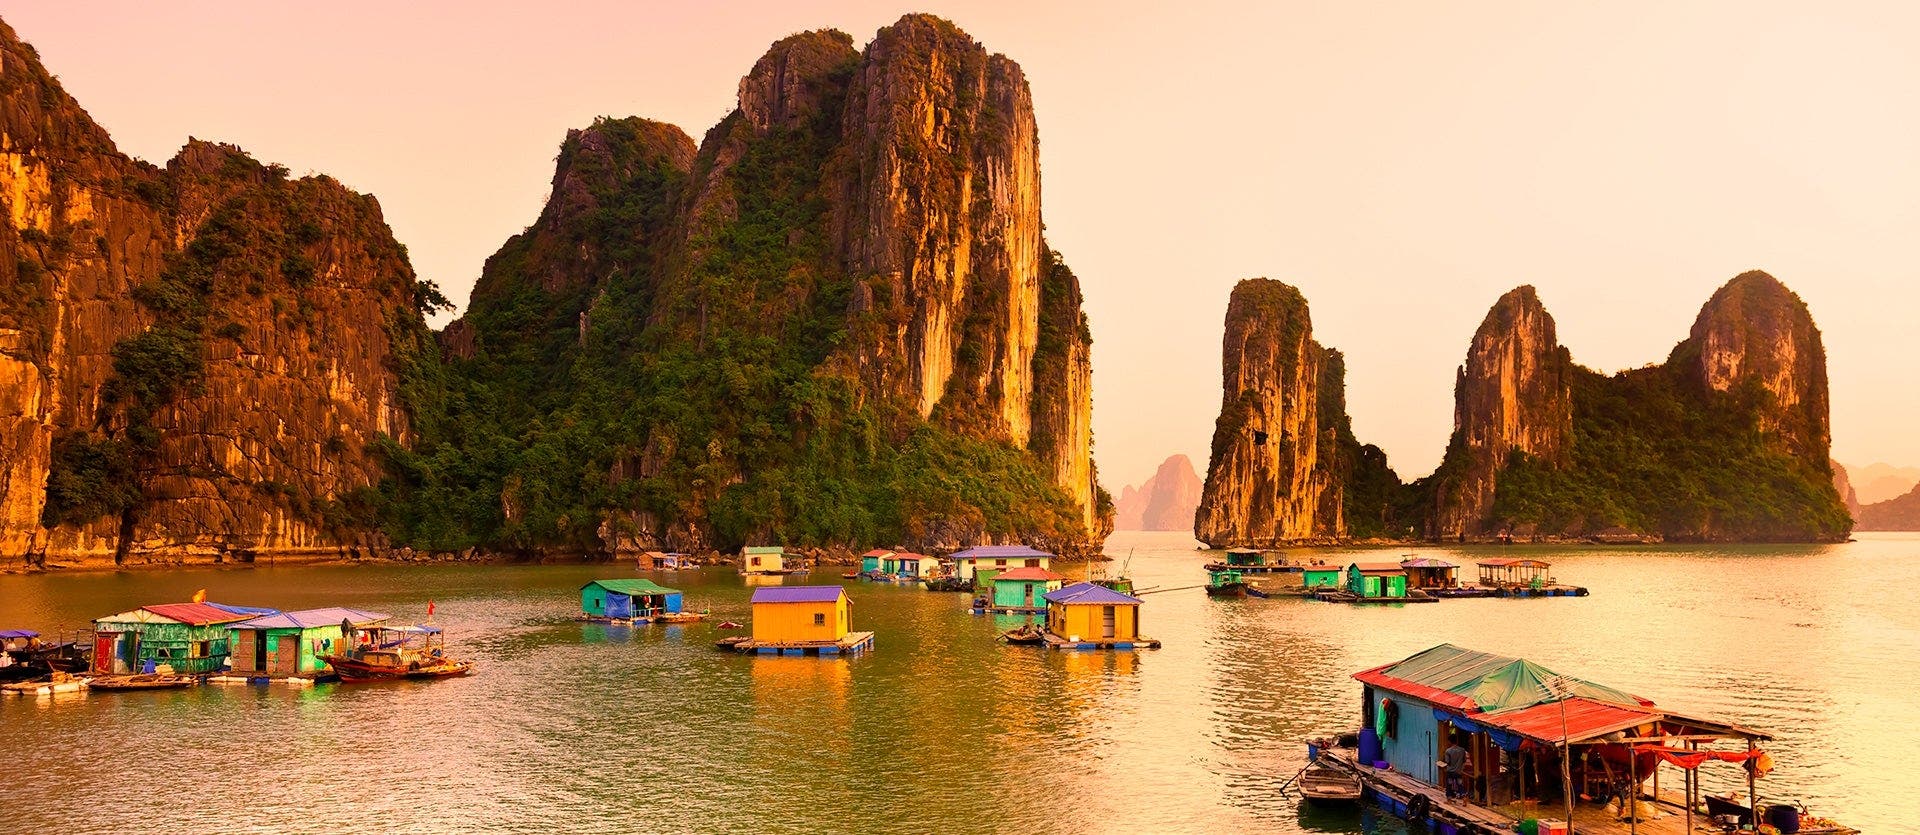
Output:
[[1101, 606, 1116, 638], [93, 633, 116, 673], [274, 637, 300, 675], [1023, 585, 1034, 607], [606, 593, 632, 620]]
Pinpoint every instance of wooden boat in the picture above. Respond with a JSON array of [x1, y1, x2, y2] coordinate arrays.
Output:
[[1298, 763, 1362, 803], [1245, 586, 1270, 599], [923, 576, 971, 592], [998, 624, 1046, 645], [90, 672, 197, 691], [1206, 569, 1250, 598], [653, 611, 708, 624], [1, 671, 90, 695], [321, 624, 473, 684]]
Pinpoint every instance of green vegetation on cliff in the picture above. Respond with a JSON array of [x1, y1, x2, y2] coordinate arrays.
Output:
[[1487, 362, 1851, 541]]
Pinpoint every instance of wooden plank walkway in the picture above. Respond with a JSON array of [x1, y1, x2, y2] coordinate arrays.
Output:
[[1039, 633, 1161, 651], [726, 631, 875, 656]]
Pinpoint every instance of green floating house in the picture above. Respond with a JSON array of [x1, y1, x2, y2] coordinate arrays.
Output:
[[1301, 564, 1344, 590], [227, 607, 391, 679], [1346, 563, 1409, 599], [988, 567, 1068, 611], [581, 579, 684, 622], [92, 602, 270, 675]]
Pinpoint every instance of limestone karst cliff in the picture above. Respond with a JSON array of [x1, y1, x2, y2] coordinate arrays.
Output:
[[1194, 279, 1404, 546], [1114, 454, 1202, 531], [1428, 271, 1850, 542], [0, 19, 434, 565], [409, 14, 1109, 554], [1427, 286, 1573, 539], [1857, 482, 1920, 530]]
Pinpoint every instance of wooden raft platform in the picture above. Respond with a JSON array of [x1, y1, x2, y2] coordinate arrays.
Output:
[[971, 605, 1045, 615], [720, 631, 874, 657], [1040, 633, 1161, 651], [1324, 748, 1856, 834]]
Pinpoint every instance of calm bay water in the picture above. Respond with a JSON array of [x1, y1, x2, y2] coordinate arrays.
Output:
[[2, 531, 1915, 834]]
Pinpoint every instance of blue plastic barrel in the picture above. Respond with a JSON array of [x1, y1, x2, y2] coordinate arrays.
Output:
[[1358, 727, 1382, 765], [1307, 741, 1321, 761], [1766, 804, 1800, 834]]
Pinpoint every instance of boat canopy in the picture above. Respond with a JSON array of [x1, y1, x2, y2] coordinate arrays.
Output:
[[0, 629, 38, 639], [232, 607, 391, 630], [1476, 558, 1550, 568], [1399, 557, 1457, 568]]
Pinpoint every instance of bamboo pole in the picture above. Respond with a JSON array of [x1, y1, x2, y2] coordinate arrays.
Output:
[[1747, 737, 1758, 829]]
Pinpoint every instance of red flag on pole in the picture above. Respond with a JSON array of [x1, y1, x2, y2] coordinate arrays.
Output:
[[427, 600, 435, 617]]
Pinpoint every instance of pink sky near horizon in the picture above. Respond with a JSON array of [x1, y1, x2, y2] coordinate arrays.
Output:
[[7, 2, 1916, 491]]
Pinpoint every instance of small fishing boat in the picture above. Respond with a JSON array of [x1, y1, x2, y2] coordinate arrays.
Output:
[[1206, 569, 1249, 598], [841, 571, 861, 579], [321, 624, 473, 684], [90, 672, 198, 691], [1, 671, 90, 696], [998, 624, 1046, 645], [716, 621, 743, 629], [923, 575, 971, 592], [1297, 762, 1362, 803], [653, 610, 708, 624]]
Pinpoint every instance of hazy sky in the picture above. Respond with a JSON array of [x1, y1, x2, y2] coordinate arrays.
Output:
[[8, 2, 1916, 490]]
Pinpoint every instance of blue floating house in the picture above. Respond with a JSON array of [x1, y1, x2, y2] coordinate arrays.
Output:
[[580, 579, 684, 623]]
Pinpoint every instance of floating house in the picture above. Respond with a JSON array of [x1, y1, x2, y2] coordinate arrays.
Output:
[[580, 579, 684, 623], [948, 545, 1053, 586], [740, 546, 789, 575], [1041, 582, 1159, 649], [1328, 644, 1827, 834], [1399, 557, 1459, 589], [860, 549, 892, 574], [1346, 563, 1409, 599], [92, 603, 268, 675], [226, 607, 390, 679], [1476, 558, 1550, 588], [1300, 564, 1344, 590], [883, 552, 938, 579], [637, 551, 690, 570], [984, 567, 1068, 613], [725, 586, 872, 656]]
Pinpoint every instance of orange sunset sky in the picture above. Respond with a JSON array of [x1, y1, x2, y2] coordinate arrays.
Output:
[[7, 1, 1916, 490]]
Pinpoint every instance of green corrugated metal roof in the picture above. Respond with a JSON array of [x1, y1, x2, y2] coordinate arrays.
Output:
[[583, 579, 681, 596], [742, 546, 785, 555]]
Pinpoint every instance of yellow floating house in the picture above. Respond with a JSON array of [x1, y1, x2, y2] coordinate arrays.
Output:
[[728, 586, 873, 656], [1041, 582, 1159, 650]]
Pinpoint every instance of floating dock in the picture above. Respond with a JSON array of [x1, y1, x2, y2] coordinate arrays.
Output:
[[971, 605, 1045, 615], [718, 631, 875, 657], [1039, 633, 1160, 651]]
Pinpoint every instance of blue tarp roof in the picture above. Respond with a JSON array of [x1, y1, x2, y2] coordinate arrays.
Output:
[[949, 545, 1053, 560], [751, 586, 845, 604], [207, 603, 281, 617], [1043, 581, 1141, 605], [0, 629, 38, 639], [232, 607, 392, 630]]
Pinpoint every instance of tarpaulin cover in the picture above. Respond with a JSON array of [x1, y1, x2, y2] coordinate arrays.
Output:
[[1350, 562, 1408, 574], [207, 603, 280, 617], [0, 629, 38, 639], [1633, 745, 1763, 770], [1476, 558, 1550, 568], [1471, 697, 1660, 746], [1354, 644, 1649, 715], [1399, 558, 1459, 568]]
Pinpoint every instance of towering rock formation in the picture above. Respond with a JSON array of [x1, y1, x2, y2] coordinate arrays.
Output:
[[1832, 461, 1860, 517], [1114, 454, 1203, 531], [0, 19, 432, 565], [1682, 271, 1829, 464], [1428, 286, 1573, 538], [1858, 483, 1920, 530], [1195, 279, 1349, 546], [1426, 271, 1849, 542], [432, 14, 1107, 552]]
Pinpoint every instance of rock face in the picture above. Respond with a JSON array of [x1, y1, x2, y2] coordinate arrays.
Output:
[[1685, 271, 1829, 464], [1428, 286, 1572, 538], [0, 19, 431, 565], [1426, 271, 1850, 542], [1858, 483, 1920, 530], [1832, 461, 1860, 516], [1850, 463, 1920, 505], [1195, 279, 1349, 546], [1114, 454, 1203, 531], [428, 14, 1107, 553]]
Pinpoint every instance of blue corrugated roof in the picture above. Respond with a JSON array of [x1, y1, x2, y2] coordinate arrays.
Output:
[[751, 586, 845, 604], [1042, 581, 1140, 605], [232, 607, 391, 630], [949, 545, 1053, 560], [207, 602, 281, 617]]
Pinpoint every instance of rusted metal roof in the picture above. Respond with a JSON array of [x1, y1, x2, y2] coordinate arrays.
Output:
[[140, 603, 256, 626]]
